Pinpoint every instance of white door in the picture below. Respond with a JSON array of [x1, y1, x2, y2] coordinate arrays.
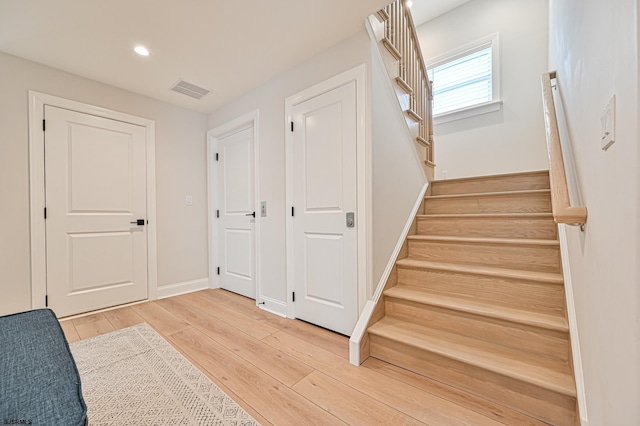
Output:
[[217, 127, 256, 299], [291, 81, 358, 336], [45, 106, 148, 317]]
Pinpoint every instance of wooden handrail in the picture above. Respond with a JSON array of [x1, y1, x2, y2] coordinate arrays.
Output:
[[541, 71, 587, 226], [379, 0, 435, 166]]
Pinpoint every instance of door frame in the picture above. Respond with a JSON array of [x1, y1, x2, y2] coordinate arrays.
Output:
[[28, 91, 158, 310], [284, 64, 368, 321], [206, 110, 261, 303]]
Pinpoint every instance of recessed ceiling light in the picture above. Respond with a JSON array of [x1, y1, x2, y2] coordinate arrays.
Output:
[[134, 46, 149, 56], [406, 0, 413, 7]]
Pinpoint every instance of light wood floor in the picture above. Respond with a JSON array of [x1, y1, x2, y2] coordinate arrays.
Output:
[[60, 289, 548, 426]]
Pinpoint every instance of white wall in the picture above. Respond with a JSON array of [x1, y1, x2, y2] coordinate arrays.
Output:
[[369, 31, 428, 295], [416, 0, 549, 179], [0, 51, 209, 316], [208, 31, 373, 310], [549, 0, 640, 424]]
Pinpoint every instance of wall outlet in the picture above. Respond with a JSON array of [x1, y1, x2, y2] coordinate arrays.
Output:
[[601, 95, 616, 150], [185, 195, 193, 206], [441, 170, 448, 179]]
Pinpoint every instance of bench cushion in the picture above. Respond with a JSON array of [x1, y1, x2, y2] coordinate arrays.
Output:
[[0, 309, 87, 426]]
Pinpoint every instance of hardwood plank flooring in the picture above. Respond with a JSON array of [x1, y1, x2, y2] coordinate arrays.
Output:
[[71, 312, 115, 339], [59, 319, 80, 343], [65, 289, 549, 425], [101, 306, 145, 329]]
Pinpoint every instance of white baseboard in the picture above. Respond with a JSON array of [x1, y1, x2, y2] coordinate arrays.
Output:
[[349, 182, 428, 365], [157, 278, 210, 299], [258, 295, 287, 318], [558, 225, 589, 425]]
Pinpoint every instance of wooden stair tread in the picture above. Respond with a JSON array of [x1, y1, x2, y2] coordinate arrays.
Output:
[[432, 170, 549, 183], [431, 170, 549, 185], [425, 189, 551, 200], [395, 259, 564, 284], [417, 213, 554, 219], [407, 235, 560, 247], [384, 285, 568, 332], [369, 318, 576, 398]]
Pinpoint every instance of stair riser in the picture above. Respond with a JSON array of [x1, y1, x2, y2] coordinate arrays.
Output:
[[397, 267, 566, 315], [431, 173, 550, 196], [424, 193, 551, 214], [385, 298, 570, 365], [370, 336, 576, 426], [408, 240, 561, 273], [417, 216, 558, 240]]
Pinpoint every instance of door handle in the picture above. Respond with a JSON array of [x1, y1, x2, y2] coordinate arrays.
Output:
[[130, 219, 145, 226], [246, 212, 256, 218]]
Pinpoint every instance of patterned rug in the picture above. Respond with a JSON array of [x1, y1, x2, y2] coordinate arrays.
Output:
[[70, 323, 260, 426]]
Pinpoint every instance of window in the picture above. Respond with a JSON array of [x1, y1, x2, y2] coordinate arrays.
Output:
[[427, 34, 501, 123]]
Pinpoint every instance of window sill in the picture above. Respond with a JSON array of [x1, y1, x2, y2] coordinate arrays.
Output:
[[434, 100, 503, 125]]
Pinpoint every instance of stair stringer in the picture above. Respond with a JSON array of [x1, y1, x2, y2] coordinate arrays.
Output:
[[558, 224, 588, 424], [349, 186, 428, 365]]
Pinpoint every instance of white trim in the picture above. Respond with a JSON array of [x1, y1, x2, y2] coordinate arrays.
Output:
[[206, 110, 261, 303], [558, 224, 589, 425], [157, 278, 210, 299], [285, 64, 368, 321], [434, 100, 503, 125], [349, 300, 375, 365], [28, 91, 158, 309], [426, 33, 501, 118], [375, 183, 427, 302], [258, 296, 288, 318], [349, 182, 428, 365]]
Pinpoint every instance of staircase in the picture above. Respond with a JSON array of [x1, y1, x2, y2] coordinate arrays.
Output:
[[366, 170, 577, 425]]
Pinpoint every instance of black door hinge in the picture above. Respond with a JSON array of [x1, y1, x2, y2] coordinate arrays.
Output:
[[291, 206, 294, 217], [42, 119, 46, 131], [216, 210, 219, 218], [44, 207, 47, 219], [292, 292, 295, 302], [290, 121, 294, 132], [215, 153, 219, 161], [217, 267, 220, 275], [45, 295, 48, 307]]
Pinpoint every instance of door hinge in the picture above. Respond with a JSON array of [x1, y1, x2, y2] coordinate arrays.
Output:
[[290, 121, 294, 132], [215, 153, 219, 161], [292, 292, 295, 302], [44, 207, 47, 219], [45, 295, 48, 307], [42, 119, 46, 132], [216, 210, 219, 218], [217, 267, 220, 275], [291, 206, 294, 217]]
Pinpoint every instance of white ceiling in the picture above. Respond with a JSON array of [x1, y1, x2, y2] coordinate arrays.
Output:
[[0, 0, 391, 114], [410, 0, 470, 26]]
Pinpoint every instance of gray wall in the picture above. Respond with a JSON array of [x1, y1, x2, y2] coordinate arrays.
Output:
[[0, 51, 209, 315], [416, 0, 549, 179], [549, 0, 639, 423]]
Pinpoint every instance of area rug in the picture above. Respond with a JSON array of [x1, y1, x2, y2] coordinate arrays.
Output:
[[70, 323, 260, 426]]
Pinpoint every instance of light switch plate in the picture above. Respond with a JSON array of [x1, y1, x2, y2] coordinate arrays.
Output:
[[186, 195, 193, 206], [601, 95, 615, 150], [261, 201, 267, 217]]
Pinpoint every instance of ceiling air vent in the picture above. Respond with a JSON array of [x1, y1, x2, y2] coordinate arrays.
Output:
[[170, 79, 211, 100]]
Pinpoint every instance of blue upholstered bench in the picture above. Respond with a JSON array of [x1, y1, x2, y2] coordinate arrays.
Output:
[[0, 309, 87, 426]]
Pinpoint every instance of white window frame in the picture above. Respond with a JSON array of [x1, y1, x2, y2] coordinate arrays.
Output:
[[427, 33, 501, 125]]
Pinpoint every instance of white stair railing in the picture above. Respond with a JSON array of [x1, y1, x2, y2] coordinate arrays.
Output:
[[378, 0, 435, 166]]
